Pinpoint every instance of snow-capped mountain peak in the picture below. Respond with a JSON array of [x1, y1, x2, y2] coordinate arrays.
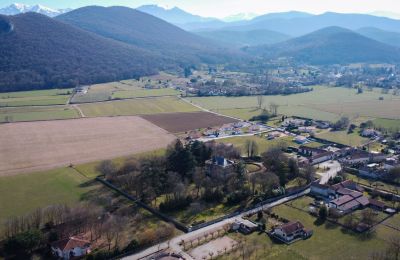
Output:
[[0, 3, 72, 17]]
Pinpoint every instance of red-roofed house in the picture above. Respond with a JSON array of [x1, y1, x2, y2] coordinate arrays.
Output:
[[271, 221, 312, 243], [51, 236, 91, 259]]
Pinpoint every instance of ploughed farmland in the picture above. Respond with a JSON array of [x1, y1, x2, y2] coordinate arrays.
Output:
[[140, 111, 238, 133], [0, 116, 176, 176]]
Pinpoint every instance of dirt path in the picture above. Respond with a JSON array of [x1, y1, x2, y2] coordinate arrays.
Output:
[[180, 97, 243, 121], [72, 104, 85, 118]]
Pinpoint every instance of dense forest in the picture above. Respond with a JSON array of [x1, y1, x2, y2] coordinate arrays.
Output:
[[0, 13, 169, 92]]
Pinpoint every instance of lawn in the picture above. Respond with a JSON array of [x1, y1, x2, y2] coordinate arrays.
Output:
[[188, 86, 398, 122], [317, 129, 369, 146], [0, 167, 97, 223], [270, 203, 392, 260], [0, 89, 72, 107], [0, 106, 80, 123], [221, 195, 398, 260], [78, 97, 200, 117]]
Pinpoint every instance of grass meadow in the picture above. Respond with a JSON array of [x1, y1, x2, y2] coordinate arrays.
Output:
[[0, 167, 96, 223], [0, 89, 72, 107], [0, 106, 80, 123], [188, 86, 399, 122], [220, 196, 398, 260], [78, 96, 200, 117]]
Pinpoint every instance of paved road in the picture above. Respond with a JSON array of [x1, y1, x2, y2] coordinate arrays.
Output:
[[124, 188, 310, 260], [316, 160, 342, 185]]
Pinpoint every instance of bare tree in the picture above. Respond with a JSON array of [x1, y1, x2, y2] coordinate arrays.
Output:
[[257, 95, 264, 109], [269, 102, 279, 116]]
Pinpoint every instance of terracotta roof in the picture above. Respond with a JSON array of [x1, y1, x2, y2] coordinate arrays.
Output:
[[340, 200, 360, 211], [51, 236, 90, 251], [369, 199, 386, 208], [331, 195, 354, 206], [280, 221, 304, 235], [356, 196, 370, 206]]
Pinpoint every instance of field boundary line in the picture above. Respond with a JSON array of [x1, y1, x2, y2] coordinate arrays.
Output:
[[180, 97, 243, 121]]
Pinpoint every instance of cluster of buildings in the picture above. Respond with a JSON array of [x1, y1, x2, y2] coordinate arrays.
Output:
[[311, 180, 387, 216], [188, 121, 271, 140]]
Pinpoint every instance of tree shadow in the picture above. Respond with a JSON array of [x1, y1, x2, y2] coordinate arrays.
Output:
[[324, 221, 338, 230], [313, 218, 325, 226]]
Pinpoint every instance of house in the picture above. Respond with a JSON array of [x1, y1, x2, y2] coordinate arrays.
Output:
[[310, 182, 336, 200], [361, 129, 381, 138], [206, 156, 232, 169], [358, 165, 388, 179], [340, 150, 371, 164], [51, 236, 91, 260], [331, 180, 364, 193], [384, 158, 399, 170], [369, 199, 386, 211], [298, 126, 316, 134], [310, 151, 334, 165], [298, 146, 326, 157], [282, 118, 306, 128], [314, 121, 330, 129], [329, 195, 363, 214], [271, 221, 312, 244]]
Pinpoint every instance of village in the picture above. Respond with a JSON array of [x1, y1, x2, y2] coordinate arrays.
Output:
[[109, 115, 400, 260]]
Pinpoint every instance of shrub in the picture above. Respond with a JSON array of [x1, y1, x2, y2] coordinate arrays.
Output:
[[159, 196, 193, 212]]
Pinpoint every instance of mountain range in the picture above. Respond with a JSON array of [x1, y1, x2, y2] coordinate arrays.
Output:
[[0, 3, 70, 17], [0, 4, 400, 92], [247, 27, 400, 65], [56, 6, 233, 64]]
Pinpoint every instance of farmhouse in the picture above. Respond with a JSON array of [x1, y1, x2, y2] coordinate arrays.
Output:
[[51, 236, 91, 260], [271, 221, 312, 244], [298, 146, 334, 164]]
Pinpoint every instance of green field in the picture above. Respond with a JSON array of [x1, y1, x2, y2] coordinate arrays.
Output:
[[70, 79, 180, 103], [0, 106, 80, 123], [0, 168, 96, 223], [188, 86, 399, 121], [317, 130, 369, 146], [78, 96, 200, 117], [217, 135, 313, 155], [373, 118, 400, 132], [0, 89, 72, 107], [112, 88, 179, 99], [222, 196, 398, 260]]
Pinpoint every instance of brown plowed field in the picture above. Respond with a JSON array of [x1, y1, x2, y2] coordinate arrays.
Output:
[[0, 116, 176, 176], [140, 111, 238, 133]]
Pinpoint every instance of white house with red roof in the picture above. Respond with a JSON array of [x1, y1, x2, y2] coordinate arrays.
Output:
[[51, 236, 91, 259], [271, 221, 312, 243]]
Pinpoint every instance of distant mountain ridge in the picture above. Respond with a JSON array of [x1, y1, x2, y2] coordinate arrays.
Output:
[[224, 12, 400, 36], [0, 3, 71, 17], [137, 5, 218, 25], [197, 29, 291, 47], [357, 27, 400, 48], [57, 6, 235, 64], [247, 26, 400, 65]]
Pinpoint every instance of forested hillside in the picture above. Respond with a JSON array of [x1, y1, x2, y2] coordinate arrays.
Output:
[[0, 13, 167, 92]]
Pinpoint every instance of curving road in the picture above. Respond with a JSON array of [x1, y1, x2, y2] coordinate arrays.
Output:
[[124, 188, 310, 260]]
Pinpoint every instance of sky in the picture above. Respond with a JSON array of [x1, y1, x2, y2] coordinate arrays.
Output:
[[2, 0, 400, 18]]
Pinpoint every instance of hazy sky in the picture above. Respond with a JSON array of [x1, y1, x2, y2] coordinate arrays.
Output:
[[3, 0, 400, 18]]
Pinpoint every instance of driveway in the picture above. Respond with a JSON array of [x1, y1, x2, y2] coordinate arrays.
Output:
[[124, 188, 309, 260], [316, 160, 342, 185]]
